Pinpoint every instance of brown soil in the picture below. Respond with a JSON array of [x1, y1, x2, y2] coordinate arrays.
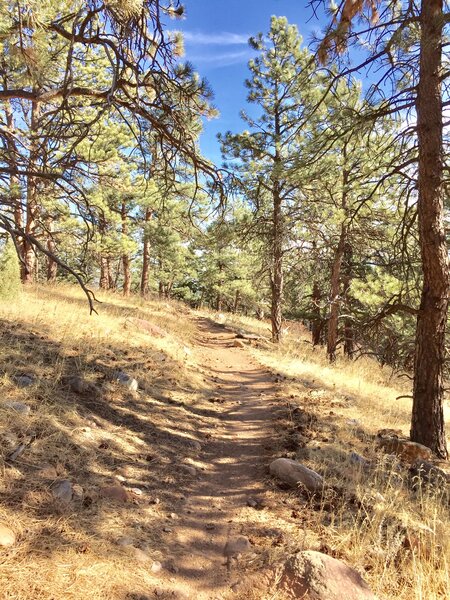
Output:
[[151, 317, 281, 599]]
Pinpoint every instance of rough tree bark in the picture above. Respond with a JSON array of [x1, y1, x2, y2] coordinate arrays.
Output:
[[342, 240, 354, 358], [411, 0, 448, 458], [140, 207, 152, 296], [270, 180, 284, 342], [46, 217, 57, 282], [327, 227, 346, 362], [121, 202, 131, 296], [327, 157, 349, 362]]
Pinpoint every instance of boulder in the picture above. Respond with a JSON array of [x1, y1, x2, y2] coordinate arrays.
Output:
[[269, 458, 323, 493], [377, 437, 432, 463], [0, 523, 16, 547], [279, 551, 377, 600]]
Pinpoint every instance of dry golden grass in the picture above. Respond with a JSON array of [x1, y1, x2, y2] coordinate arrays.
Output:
[[0, 284, 210, 600]]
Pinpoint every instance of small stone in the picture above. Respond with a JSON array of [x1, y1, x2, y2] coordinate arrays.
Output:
[[116, 371, 139, 392], [130, 487, 144, 496], [182, 466, 197, 477], [15, 375, 35, 388], [3, 402, 31, 415], [224, 536, 252, 559], [349, 452, 370, 469], [149, 497, 161, 505], [205, 523, 215, 530], [51, 479, 73, 503], [163, 527, 172, 533], [186, 439, 202, 451], [72, 484, 84, 500], [0, 523, 16, 547], [232, 340, 245, 348], [69, 376, 93, 394], [115, 475, 127, 483], [269, 458, 323, 493], [99, 485, 129, 503], [151, 561, 163, 573], [168, 513, 177, 519]]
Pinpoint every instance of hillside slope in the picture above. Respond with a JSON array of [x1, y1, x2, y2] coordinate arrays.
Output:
[[0, 285, 448, 600]]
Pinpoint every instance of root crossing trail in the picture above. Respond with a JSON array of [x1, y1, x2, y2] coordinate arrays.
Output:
[[158, 317, 279, 599]]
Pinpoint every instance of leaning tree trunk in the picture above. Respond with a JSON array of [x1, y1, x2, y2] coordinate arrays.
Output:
[[270, 181, 284, 343], [411, 0, 448, 458]]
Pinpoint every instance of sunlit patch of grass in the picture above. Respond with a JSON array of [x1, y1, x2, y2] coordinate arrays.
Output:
[[0, 284, 208, 600]]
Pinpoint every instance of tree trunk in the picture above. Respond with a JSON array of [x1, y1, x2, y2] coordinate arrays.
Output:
[[411, 0, 448, 458], [327, 149, 349, 362], [140, 207, 152, 296], [22, 98, 40, 284], [99, 257, 110, 289], [46, 219, 57, 282], [342, 240, 354, 358], [327, 227, 346, 362], [270, 181, 283, 343], [311, 280, 323, 346], [5, 100, 23, 263], [121, 202, 131, 296]]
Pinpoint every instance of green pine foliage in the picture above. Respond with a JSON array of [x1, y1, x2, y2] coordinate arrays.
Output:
[[0, 238, 21, 299]]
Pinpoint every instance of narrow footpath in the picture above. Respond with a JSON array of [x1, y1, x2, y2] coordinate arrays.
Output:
[[155, 317, 280, 599]]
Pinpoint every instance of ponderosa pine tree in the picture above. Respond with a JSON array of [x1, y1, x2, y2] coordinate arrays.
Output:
[[0, 0, 218, 309], [220, 17, 325, 342], [313, 0, 449, 457]]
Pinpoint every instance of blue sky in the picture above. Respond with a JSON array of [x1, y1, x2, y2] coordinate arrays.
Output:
[[174, 1, 328, 165]]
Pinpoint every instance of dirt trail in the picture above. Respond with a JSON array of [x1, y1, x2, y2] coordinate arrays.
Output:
[[156, 317, 279, 599]]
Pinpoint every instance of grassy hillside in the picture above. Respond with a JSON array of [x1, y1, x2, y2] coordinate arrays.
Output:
[[0, 285, 448, 600]]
